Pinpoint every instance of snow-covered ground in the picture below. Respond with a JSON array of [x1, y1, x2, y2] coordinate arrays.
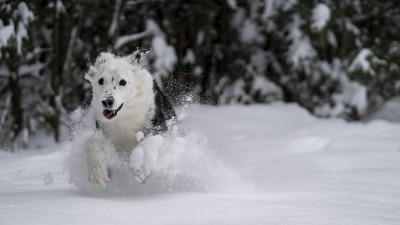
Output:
[[369, 97, 400, 123], [1, 103, 400, 225]]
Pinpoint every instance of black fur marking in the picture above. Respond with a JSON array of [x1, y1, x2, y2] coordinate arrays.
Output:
[[135, 49, 152, 63], [151, 80, 176, 133], [95, 120, 100, 130]]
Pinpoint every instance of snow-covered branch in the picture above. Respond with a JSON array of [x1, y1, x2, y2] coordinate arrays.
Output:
[[114, 30, 152, 49], [114, 19, 162, 49], [108, 0, 123, 37], [126, 0, 165, 7], [18, 63, 46, 76]]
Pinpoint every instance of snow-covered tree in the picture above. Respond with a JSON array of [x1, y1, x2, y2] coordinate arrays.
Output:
[[2, 0, 400, 149], [218, 0, 400, 119], [0, 1, 37, 148]]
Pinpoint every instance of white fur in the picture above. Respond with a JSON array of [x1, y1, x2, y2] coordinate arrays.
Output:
[[84, 52, 155, 189]]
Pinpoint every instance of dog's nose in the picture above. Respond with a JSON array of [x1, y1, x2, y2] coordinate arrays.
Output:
[[102, 96, 114, 108]]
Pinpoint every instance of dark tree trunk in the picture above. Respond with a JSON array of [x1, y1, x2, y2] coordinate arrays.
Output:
[[51, 5, 62, 142], [9, 73, 23, 140]]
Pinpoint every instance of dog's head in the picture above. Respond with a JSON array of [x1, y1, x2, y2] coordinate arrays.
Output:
[[84, 50, 152, 122]]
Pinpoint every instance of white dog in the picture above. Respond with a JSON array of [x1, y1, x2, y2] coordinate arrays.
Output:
[[83, 50, 176, 189]]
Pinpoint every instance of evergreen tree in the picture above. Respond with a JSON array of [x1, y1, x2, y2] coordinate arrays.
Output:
[[0, 1, 36, 148], [1, 0, 400, 148]]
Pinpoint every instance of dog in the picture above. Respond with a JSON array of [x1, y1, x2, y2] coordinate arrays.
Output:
[[83, 49, 176, 189]]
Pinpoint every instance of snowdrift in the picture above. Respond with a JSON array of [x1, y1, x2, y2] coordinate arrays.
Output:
[[1, 103, 400, 225]]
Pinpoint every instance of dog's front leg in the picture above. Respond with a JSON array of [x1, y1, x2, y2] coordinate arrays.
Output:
[[86, 138, 110, 189]]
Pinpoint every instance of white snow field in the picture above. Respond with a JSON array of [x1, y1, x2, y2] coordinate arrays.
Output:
[[1, 103, 400, 225]]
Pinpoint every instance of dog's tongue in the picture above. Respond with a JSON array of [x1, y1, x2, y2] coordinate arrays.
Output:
[[103, 109, 113, 118]]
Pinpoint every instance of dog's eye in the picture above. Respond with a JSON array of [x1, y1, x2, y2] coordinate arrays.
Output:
[[98, 78, 104, 85], [119, 80, 127, 86]]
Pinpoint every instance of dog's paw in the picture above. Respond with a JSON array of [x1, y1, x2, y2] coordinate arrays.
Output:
[[130, 135, 164, 182], [88, 165, 110, 189], [133, 167, 152, 184]]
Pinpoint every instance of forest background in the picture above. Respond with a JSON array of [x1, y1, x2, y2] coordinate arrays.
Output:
[[1, 0, 400, 148]]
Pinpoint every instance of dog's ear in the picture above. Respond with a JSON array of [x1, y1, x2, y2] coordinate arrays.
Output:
[[85, 52, 114, 81], [126, 49, 152, 64], [94, 52, 114, 67], [84, 66, 97, 81]]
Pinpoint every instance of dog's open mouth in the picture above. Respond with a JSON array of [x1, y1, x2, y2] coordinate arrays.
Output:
[[103, 104, 123, 119]]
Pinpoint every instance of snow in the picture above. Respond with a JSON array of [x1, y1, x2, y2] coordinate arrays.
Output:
[[287, 15, 316, 67], [16, 21, 28, 54], [316, 76, 368, 117], [327, 30, 337, 47], [152, 36, 178, 78], [0, 2, 33, 57], [349, 48, 375, 75], [55, 0, 66, 14], [311, 3, 331, 31], [18, 62, 46, 76], [0, 20, 15, 52], [250, 76, 283, 101], [18, 2, 34, 24], [345, 19, 360, 35], [369, 97, 400, 123], [114, 30, 150, 49], [240, 19, 264, 44], [182, 48, 195, 64], [108, 0, 121, 37], [262, 0, 275, 20], [339, 79, 368, 114], [226, 0, 237, 10], [230, 8, 246, 29], [262, 0, 297, 19], [219, 79, 252, 103], [114, 19, 160, 49], [312, 58, 368, 117], [1, 103, 400, 224], [196, 30, 204, 45]]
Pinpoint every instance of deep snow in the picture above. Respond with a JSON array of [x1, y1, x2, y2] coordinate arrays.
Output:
[[1, 103, 400, 224]]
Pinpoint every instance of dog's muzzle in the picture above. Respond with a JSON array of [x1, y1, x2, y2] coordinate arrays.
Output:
[[103, 103, 124, 119], [102, 96, 114, 108]]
